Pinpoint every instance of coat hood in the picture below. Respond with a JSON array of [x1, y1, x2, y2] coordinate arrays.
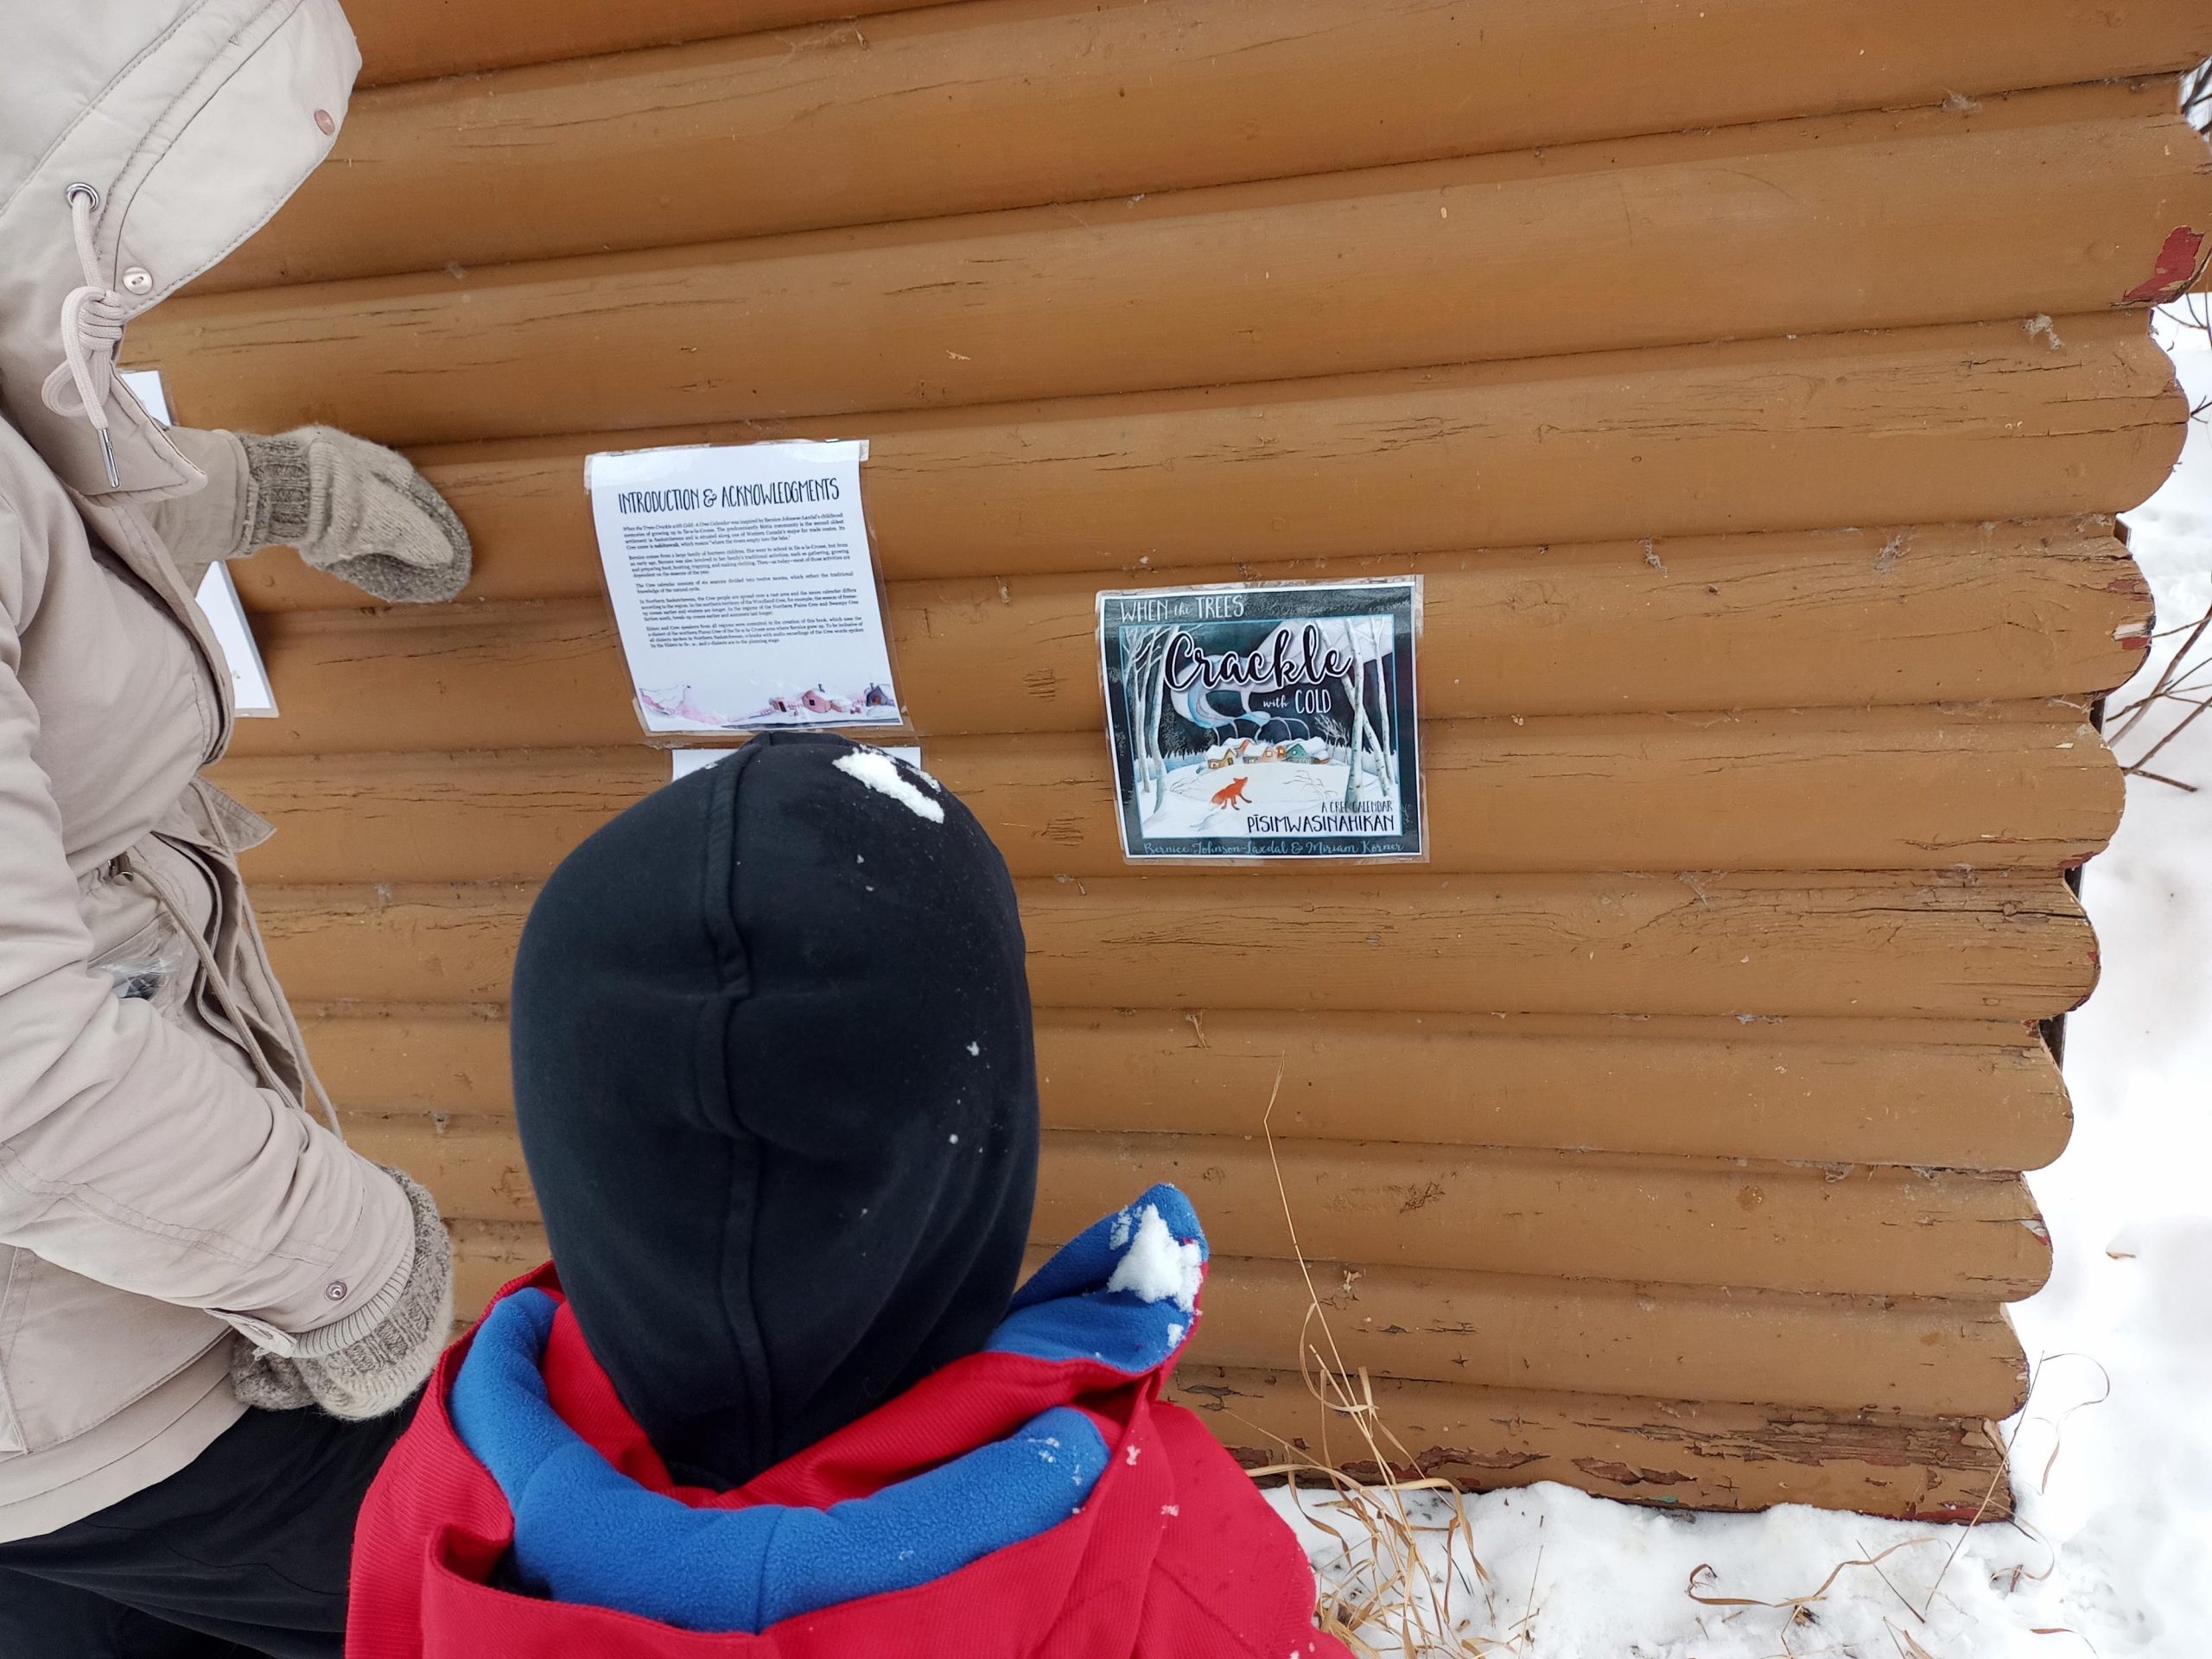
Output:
[[345, 1189, 1351, 1657], [446, 1189, 1209, 1635], [0, 0, 358, 499]]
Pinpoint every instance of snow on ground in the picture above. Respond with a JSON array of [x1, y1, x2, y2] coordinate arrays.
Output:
[[1265, 303, 2212, 1656]]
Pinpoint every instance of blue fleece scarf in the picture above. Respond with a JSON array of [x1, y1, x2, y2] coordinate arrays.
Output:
[[449, 1185, 1207, 1634]]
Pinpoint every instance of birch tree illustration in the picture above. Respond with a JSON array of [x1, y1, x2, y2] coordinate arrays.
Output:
[[1365, 645, 1395, 794], [1119, 626, 1176, 812], [1333, 617, 1396, 809]]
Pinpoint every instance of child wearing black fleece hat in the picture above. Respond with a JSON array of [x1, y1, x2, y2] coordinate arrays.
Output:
[[509, 732, 1041, 1489], [345, 734, 1349, 1659]]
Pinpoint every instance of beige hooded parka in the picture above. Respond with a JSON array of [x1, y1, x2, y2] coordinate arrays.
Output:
[[0, 0, 412, 1540]]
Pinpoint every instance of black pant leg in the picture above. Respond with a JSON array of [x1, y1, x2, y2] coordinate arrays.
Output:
[[0, 1566, 251, 1658], [0, 1401, 412, 1659]]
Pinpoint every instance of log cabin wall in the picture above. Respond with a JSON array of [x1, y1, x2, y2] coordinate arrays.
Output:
[[131, 0, 2212, 1518]]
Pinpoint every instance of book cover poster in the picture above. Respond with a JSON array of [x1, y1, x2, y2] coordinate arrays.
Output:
[[1097, 579, 1424, 861]]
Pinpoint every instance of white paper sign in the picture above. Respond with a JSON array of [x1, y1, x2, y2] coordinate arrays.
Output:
[[586, 441, 899, 734], [671, 743, 919, 782], [119, 369, 278, 717], [119, 367, 174, 423], [194, 564, 279, 717]]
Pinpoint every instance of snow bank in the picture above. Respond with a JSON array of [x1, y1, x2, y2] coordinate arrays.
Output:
[[1268, 1480, 2112, 1657], [1999, 309, 2212, 1656]]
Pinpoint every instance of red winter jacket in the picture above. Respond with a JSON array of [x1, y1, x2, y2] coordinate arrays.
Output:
[[347, 1185, 1348, 1659]]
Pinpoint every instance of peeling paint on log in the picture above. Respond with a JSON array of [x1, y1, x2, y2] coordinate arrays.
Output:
[[1172, 1369, 2010, 1520]]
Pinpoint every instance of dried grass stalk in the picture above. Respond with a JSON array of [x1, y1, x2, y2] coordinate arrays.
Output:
[[1253, 1066, 1519, 1656]]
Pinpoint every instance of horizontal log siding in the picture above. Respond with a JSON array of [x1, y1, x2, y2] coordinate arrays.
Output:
[[251, 872, 2094, 1021], [332, 0, 2212, 193], [216, 520, 2149, 741], [299, 1007, 2071, 1170], [199, 320, 2183, 605], [440, 1221, 2029, 1421], [346, 1113, 2050, 1300], [141, 89, 2212, 447], [1167, 1368, 2008, 1521], [212, 706, 2120, 882], [156, 7, 2212, 1512]]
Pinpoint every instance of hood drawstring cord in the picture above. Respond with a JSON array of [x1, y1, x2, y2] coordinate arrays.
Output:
[[41, 182, 127, 486]]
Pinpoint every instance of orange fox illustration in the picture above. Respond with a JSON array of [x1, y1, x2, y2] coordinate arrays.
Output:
[[1209, 776, 1252, 810]]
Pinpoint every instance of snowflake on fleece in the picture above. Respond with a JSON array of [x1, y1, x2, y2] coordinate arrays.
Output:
[[831, 747, 944, 823], [988, 1185, 1211, 1374]]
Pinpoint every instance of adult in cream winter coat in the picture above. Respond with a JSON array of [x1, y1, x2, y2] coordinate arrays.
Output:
[[0, 3, 468, 1652]]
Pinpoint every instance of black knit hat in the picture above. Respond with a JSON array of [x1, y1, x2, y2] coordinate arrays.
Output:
[[508, 732, 1039, 1488]]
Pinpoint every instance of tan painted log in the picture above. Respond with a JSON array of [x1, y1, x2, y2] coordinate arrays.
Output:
[[300, 1006, 2070, 1171], [437, 1218, 2019, 1513], [1039, 1133, 2048, 1300], [449, 1220, 549, 1324], [226, 603, 639, 760], [1191, 1255, 2027, 1419], [217, 522, 2152, 753], [254, 872, 2093, 1020], [226, 504, 2152, 721], [1014, 873, 2091, 1021], [1167, 1367, 2007, 1521], [220, 747, 652, 883], [226, 9, 2212, 290], [878, 533, 2152, 739], [936, 712, 2119, 877], [884, 527, 2149, 736], [139, 88, 2212, 448], [349, 1111, 2046, 1298], [306, 1007, 517, 1116], [1036, 1010, 2073, 1171], [348, 0, 2212, 100], [218, 541, 2151, 762], [207, 317, 2184, 603], [214, 706, 2119, 883], [440, 1219, 2024, 1418], [348, 0, 944, 86]]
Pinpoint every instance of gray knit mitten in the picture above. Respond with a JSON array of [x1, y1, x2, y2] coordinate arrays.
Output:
[[227, 1342, 314, 1413], [228, 1164, 455, 1420], [239, 425, 472, 604]]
